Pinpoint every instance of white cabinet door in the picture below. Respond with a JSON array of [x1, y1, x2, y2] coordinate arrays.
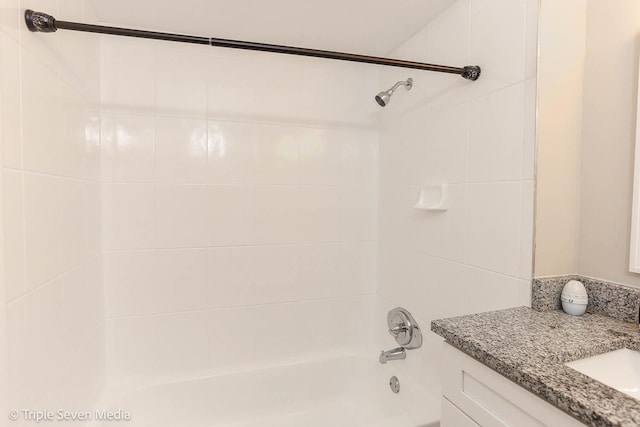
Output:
[[441, 341, 586, 427]]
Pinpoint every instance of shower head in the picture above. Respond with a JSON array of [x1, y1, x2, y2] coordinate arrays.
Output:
[[375, 78, 413, 107]]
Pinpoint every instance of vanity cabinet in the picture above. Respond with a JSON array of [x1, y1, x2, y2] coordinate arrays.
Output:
[[440, 342, 586, 427]]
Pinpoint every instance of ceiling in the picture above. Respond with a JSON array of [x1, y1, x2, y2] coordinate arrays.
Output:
[[90, 0, 458, 56]]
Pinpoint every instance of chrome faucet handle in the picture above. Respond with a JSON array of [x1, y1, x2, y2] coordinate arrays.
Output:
[[388, 325, 408, 336], [386, 307, 422, 349]]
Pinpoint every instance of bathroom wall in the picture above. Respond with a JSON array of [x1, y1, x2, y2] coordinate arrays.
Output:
[[0, 0, 105, 414], [534, 1, 640, 287], [578, 1, 640, 286], [100, 37, 381, 385], [376, 0, 537, 407], [534, 0, 586, 277]]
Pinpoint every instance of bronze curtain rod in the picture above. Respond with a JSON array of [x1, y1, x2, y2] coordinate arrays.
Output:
[[25, 9, 481, 81]]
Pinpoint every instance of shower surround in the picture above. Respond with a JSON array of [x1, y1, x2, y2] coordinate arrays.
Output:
[[1, 0, 104, 415], [375, 0, 537, 402], [100, 37, 380, 386], [0, 0, 537, 425]]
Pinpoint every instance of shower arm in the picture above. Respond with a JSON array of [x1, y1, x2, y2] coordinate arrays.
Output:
[[24, 10, 481, 81], [386, 79, 413, 94]]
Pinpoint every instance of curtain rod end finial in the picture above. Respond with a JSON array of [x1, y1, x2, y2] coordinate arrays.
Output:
[[462, 65, 481, 81], [25, 10, 57, 33]]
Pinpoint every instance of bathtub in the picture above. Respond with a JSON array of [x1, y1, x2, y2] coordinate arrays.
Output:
[[93, 354, 439, 427]]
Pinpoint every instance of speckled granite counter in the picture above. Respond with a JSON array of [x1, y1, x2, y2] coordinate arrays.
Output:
[[431, 307, 640, 427]]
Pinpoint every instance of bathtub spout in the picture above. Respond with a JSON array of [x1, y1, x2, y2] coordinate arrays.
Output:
[[379, 347, 406, 364]]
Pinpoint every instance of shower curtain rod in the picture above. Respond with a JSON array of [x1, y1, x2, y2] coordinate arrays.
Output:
[[25, 10, 481, 81]]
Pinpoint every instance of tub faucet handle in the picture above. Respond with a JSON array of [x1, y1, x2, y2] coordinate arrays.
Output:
[[386, 307, 422, 349], [388, 325, 408, 336]]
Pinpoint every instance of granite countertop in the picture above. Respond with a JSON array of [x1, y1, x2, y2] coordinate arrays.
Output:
[[431, 306, 640, 427]]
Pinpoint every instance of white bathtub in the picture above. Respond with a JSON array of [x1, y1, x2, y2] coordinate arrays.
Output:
[[94, 354, 439, 427]]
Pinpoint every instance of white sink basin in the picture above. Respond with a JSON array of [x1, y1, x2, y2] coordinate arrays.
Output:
[[566, 348, 640, 400]]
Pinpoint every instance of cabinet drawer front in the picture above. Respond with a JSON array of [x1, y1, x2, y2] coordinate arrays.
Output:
[[459, 369, 544, 427]]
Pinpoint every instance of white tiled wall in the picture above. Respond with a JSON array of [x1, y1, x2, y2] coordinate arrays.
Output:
[[376, 0, 537, 406], [0, 0, 104, 416], [0, 0, 539, 414], [100, 37, 380, 384]]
